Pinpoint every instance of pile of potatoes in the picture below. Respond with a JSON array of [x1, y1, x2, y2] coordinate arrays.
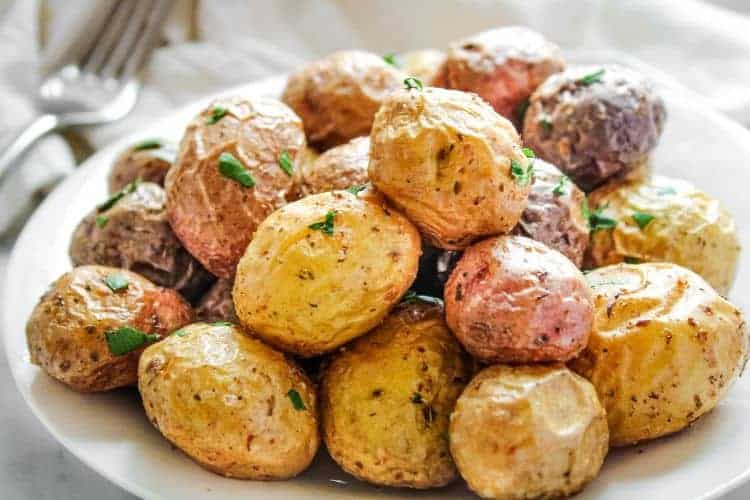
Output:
[[25, 25, 747, 500]]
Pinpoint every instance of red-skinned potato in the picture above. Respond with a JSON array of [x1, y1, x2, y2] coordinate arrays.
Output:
[[300, 136, 369, 196]]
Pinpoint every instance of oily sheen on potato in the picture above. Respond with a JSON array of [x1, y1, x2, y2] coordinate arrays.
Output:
[[233, 189, 421, 357]]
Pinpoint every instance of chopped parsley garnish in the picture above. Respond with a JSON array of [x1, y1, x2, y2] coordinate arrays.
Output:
[[383, 53, 399, 67], [582, 199, 617, 231], [133, 139, 162, 151], [511, 159, 534, 186], [287, 389, 306, 410], [552, 175, 569, 196], [522, 147, 536, 158], [404, 77, 423, 90], [98, 179, 138, 212], [218, 152, 256, 187], [657, 186, 677, 196], [539, 117, 553, 132], [309, 210, 336, 235], [105, 326, 159, 356], [173, 328, 189, 337], [631, 212, 655, 230], [278, 150, 294, 176], [515, 98, 530, 124], [206, 105, 228, 125], [346, 184, 367, 195], [104, 273, 128, 292], [578, 68, 605, 86], [624, 256, 642, 264], [95, 215, 109, 228], [401, 290, 444, 306], [211, 321, 233, 327]]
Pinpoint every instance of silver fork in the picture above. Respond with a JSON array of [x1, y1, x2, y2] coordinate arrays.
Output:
[[0, 0, 174, 186]]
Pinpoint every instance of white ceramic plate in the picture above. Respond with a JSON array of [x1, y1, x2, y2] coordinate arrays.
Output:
[[4, 53, 750, 500]]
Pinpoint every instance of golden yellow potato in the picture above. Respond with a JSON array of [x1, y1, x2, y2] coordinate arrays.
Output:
[[139, 322, 319, 479], [369, 87, 531, 249], [281, 50, 404, 149], [299, 136, 369, 196], [166, 95, 306, 278], [26, 265, 193, 392], [398, 49, 446, 85], [233, 190, 421, 356], [450, 364, 608, 499], [571, 263, 748, 446], [586, 175, 740, 295], [321, 302, 471, 488]]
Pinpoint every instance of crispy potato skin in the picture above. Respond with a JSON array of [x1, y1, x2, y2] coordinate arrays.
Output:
[[523, 65, 666, 192], [108, 142, 175, 193], [433, 26, 565, 124], [369, 87, 530, 249], [138, 323, 319, 479], [165, 96, 306, 278], [450, 364, 608, 499], [571, 263, 748, 446], [300, 136, 369, 196], [399, 49, 446, 85], [585, 175, 740, 295], [281, 50, 404, 149], [195, 279, 237, 323], [321, 303, 471, 488], [26, 265, 193, 392], [512, 160, 589, 266], [445, 236, 593, 363], [233, 190, 421, 356]]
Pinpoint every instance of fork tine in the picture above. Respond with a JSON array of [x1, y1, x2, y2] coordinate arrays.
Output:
[[81, 1, 137, 75], [121, 0, 176, 80]]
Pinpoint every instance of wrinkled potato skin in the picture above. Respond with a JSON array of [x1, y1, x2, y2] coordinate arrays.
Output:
[[282, 50, 404, 149], [70, 183, 213, 301], [166, 95, 306, 278], [434, 26, 565, 124], [512, 160, 589, 266], [108, 142, 175, 193], [138, 323, 319, 479], [586, 175, 740, 295], [523, 65, 666, 192], [571, 263, 748, 446], [233, 190, 421, 357], [26, 265, 193, 392], [300, 136, 369, 196], [450, 364, 608, 500], [445, 236, 593, 363], [399, 49, 446, 85], [321, 302, 471, 488], [195, 279, 237, 323], [369, 88, 530, 249]]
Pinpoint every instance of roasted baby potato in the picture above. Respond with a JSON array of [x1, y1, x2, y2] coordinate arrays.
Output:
[[138, 322, 319, 479], [450, 364, 608, 499], [434, 26, 565, 125], [233, 190, 421, 357], [195, 279, 237, 323], [585, 175, 740, 295], [571, 263, 748, 446], [369, 87, 531, 249], [299, 136, 369, 196], [512, 159, 589, 267], [70, 182, 213, 302], [166, 95, 306, 278], [281, 50, 404, 149], [398, 49, 446, 85], [321, 302, 471, 488], [108, 139, 176, 193], [445, 235, 593, 363], [523, 65, 666, 191], [26, 265, 193, 392]]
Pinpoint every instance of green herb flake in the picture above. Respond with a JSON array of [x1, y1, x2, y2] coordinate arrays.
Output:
[[578, 68, 606, 86], [404, 77, 423, 91], [346, 184, 367, 195], [539, 117, 553, 132], [287, 389, 306, 410], [631, 212, 655, 230], [133, 139, 162, 151], [173, 328, 189, 337], [515, 98, 530, 124], [211, 321, 233, 327], [657, 186, 677, 196], [278, 150, 294, 176], [522, 147, 536, 159], [105, 326, 159, 356], [582, 199, 617, 231], [97, 179, 139, 212], [206, 105, 228, 125], [552, 175, 569, 197], [511, 159, 534, 186], [104, 273, 129, 292], [383, 53, 399, 67], [218, 152, 256, 188], [309, 210, 337, 236], [95, 215, 109, 228], [624, 256, 642, 264], [401, 290, 444, 306]]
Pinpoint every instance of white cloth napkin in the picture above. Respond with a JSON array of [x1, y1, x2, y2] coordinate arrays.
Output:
[[1, 0, 750, 234]]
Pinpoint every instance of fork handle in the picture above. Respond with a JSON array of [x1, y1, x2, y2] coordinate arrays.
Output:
[[0, 114, 60, 186]]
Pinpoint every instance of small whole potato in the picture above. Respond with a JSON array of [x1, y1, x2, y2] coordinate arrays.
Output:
[[139, 322, 319, 479], [166, 95, 306, 278], [70, 182, 213, 302], [398, 49, 446, 85], [433, 26, 565, 125], [195, 279, 237, 323], [512, 159, 589, 267], [233, 190, 421, 357], [321, 302, 471, 488], [369, 87, 531, 249], [299, 136, 369, 196], [450, 364, 608, 500], [571, 263, 748, 446], [281, 50, 404, 149], [445, 235, 593, 363], [523, 65, 666, 192], [108, 139, 176, 193], [26, 265, 193, 392], [585, 175, 740, 295]]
